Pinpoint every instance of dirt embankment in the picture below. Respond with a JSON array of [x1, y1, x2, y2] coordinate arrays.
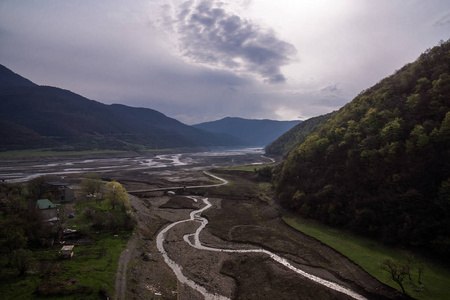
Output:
[[115, 171, 405, 300]]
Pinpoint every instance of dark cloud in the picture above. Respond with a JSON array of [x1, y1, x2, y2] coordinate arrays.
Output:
[[320, 83, 342, 95], [174, 0, 296, 83], [434, 11, 450, 27]]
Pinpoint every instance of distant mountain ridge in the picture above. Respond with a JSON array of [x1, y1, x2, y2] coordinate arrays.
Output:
[[0, 64, 245, 151], [193, 117, 301, 146]]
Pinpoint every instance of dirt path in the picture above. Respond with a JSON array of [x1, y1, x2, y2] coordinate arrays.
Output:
[[114, 231, 138, 300], [114, 194, 143, 300]]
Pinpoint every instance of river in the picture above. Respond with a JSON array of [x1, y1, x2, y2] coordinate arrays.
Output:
[[0, 147, 267, 183], [157, 193, 367, 300]]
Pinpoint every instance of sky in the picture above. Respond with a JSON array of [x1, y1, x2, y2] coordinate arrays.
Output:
[[1, 0, 449, 124]]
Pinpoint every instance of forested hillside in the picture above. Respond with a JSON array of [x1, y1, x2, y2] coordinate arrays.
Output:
[[265, 113, 333, 157], [274, 40, 450, 258]]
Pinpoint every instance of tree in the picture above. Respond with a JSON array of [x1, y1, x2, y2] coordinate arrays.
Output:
[[11, 248, 34, 276], [103, 181, 129, 211], [417, 261, 425, 285], [3, 227, 27, 257], [27, 176, 48, 200], [81, 173, 103, 199], [380, 259, 408, 294]]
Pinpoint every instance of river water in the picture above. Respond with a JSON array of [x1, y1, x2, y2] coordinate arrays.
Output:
[[157, 194, 368, 300], [0, 147, 267, 183]]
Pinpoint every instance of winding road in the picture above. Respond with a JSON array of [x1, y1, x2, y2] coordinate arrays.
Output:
[[156, 172, 368, 300]]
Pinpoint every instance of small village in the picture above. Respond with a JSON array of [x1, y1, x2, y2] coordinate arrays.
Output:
[[0, 173, 134, 298]]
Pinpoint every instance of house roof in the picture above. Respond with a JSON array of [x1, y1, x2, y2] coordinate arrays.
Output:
[[35, 199, 59, 209]]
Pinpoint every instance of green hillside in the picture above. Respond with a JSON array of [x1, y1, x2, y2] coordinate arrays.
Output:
[[274, 40, 450, 258], [265, 113, 333, 157]]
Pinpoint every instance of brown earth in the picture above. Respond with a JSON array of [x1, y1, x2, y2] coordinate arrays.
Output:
[[114, 169, 407, 300]]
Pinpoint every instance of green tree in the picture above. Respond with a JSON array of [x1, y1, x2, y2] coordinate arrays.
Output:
[[380, 117, 403, 141], [103, 181, 129, 211], [11, 248, 34, 276], [3, 227, 27, 258], [81, 173, 103, 199]]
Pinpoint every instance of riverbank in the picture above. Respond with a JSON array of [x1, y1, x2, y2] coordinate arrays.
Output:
[[118, 169, 404, 299]]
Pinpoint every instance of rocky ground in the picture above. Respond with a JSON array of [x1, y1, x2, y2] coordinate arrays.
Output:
[[114, 169, 406, 300]]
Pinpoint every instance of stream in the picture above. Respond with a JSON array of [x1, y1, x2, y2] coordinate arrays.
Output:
[[156, 192, 368, 300]]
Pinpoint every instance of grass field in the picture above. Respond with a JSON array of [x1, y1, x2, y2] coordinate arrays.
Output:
[[283, 216, 450, 300], [224, 163, 276, 172]]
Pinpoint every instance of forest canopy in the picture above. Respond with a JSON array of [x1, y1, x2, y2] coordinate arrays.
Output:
[[274, 40, 450, 258]]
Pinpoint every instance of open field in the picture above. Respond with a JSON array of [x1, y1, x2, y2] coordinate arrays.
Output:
[[283, 216, 450, 300]]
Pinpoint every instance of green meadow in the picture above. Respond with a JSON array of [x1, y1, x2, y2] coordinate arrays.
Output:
[[283, 216, 450, 300]]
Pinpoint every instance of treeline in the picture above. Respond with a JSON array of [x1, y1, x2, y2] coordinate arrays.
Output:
[[266, 113, 333, 157], [273, 40, 450, 258]]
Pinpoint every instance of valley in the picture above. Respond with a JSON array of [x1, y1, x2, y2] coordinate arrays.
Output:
[[1, 5, 448, 299], [115, 159, 401, 300], [0, 149, 404, 299]]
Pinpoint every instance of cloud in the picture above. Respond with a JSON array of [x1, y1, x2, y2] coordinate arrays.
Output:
[[172, 0, 296, 83], [434, 11, 450, 27], [320, 83, 342, 95]]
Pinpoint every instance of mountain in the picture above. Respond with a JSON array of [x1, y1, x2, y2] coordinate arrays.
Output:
[[0, 65, 245, 151], [274, 40, 450, 258], [0, 65, 37, 88], [193, 117, 301, 146], [265, 113, 333, 157]]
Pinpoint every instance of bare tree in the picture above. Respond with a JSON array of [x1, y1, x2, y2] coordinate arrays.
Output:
[[380, 259, 408, 294]]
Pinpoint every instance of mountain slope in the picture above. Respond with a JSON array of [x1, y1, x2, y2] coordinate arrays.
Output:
[[0, 65, 37, 87], [193, 117, 301, 146], [265, 113, 333, 157], [274, 40, 450, 257], [0, 65, 245, 150]]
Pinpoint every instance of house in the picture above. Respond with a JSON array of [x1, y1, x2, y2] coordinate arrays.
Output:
[[61, 245, 74, 258], [31, 199, 60, 222], [46, 181, 75, 203]]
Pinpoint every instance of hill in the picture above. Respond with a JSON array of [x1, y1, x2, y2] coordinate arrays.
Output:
[[0, 64, 36, 87], [0, 65, 245, 151], [193, 117, 301, 146], [274, 40, 450, 258], [265, 113, 333, 157]]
